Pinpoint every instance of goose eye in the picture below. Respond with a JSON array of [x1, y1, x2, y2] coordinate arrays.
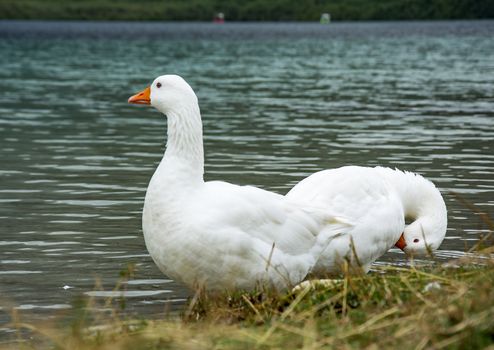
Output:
[[156, 82, 162, 88], [413, 239, 419, 243]]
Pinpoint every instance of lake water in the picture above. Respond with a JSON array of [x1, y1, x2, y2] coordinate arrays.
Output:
[[0, 20, 493, 339]]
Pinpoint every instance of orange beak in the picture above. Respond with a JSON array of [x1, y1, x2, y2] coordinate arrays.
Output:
[[128, 86, 151, 105], [395, 233, 407, 251]]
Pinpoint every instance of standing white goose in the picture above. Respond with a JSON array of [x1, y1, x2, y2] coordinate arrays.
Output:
[[128, 75, 447, 291]]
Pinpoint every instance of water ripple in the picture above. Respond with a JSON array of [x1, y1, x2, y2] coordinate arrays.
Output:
[[0, 20, 493, 335]]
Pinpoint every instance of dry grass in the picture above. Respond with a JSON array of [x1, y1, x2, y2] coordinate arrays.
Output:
[[3, 197, 493, 350], [3, 256, 493, 350]]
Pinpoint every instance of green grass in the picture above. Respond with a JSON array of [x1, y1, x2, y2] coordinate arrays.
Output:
[[5, 255, 494, 349], [0, 0, 493, 21], [5, 197, 494, 349]]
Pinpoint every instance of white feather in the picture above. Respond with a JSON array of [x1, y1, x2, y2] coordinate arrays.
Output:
[[132, 75, 447, 291]]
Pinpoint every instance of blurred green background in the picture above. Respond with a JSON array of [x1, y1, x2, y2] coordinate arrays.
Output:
[[1, 0, 493, 21]]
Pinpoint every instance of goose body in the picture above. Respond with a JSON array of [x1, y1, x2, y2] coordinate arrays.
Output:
[[129, 75, 447, 291], [287, 166, 447, 274]]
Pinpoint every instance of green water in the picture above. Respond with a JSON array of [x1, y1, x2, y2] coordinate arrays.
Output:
[[0, 20, 493, 333]]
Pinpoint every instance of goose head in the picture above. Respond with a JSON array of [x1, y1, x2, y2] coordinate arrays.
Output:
[[395, 218, 447, 256], [128, 75, 198, 114]]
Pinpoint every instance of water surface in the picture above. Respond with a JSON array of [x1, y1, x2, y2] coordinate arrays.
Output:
[[0, 20, 493, 338]]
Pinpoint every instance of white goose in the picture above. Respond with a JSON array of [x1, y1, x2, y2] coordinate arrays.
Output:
[[128, 75, 447, 291]]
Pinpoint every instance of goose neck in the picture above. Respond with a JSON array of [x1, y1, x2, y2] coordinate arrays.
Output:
[[379, 167, 447, 231], [162, 104, 204, 183]]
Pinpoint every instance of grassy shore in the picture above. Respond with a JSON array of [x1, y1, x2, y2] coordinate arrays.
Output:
[[5, 199, 494, 349], [6, 253, 494, 349], [0, 0, 493, 21]]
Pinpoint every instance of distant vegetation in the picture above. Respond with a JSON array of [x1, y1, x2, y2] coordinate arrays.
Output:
[[0, 0, 493, 21]]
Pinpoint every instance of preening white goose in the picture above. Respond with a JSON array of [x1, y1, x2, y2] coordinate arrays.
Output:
[[128, 75, 447, 291]]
